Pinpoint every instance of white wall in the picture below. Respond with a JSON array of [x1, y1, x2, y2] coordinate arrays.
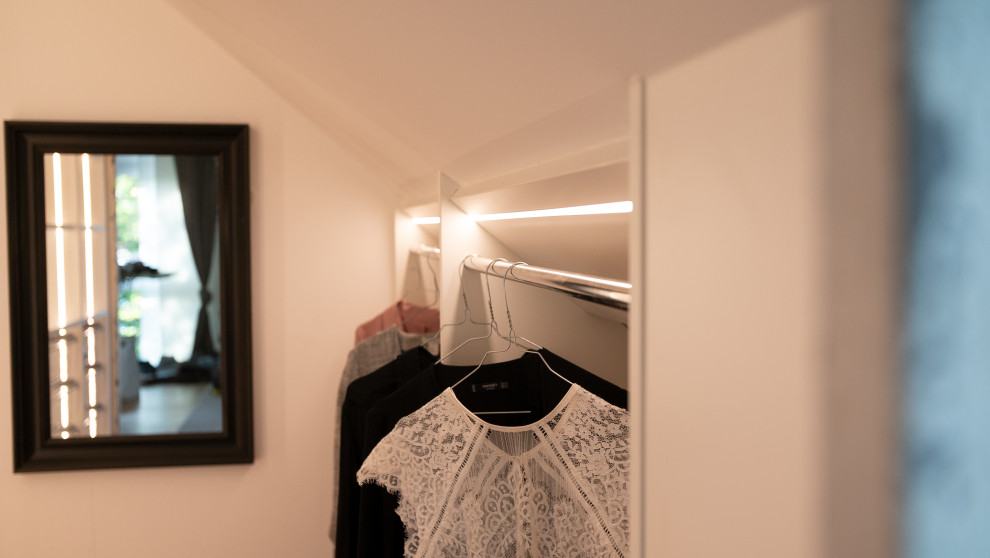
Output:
[[638, 2, 899, 557], [0, 1, 398, 556], [643, 9, 827, 556]]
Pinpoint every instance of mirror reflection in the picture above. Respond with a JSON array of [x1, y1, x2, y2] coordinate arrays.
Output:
[[45, 152, 222, 438]]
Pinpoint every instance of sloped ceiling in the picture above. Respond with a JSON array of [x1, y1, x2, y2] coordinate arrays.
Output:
[[166, 0, 805, 201]]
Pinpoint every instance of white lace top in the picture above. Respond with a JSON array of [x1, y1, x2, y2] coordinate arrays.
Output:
[[356, 384, 630, 557]]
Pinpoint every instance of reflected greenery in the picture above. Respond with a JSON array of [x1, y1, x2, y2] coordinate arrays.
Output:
[[116, 173, 141, 339]]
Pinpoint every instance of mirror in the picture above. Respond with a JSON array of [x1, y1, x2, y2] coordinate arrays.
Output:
[[5, 121, 253, 471]]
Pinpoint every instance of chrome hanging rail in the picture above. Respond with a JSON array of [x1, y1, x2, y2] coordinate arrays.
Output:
[[409, 244, 441, 257], [464, 255, 631, 311]]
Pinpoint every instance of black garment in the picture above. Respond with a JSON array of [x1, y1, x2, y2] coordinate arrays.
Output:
[[354, 349, 627, 557], [334, 346, 436, 558]]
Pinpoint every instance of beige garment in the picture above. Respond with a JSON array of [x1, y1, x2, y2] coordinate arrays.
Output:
[[354, 300, 439, 345]]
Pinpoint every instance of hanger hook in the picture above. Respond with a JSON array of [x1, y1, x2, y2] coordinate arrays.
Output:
[[424, 249, 439, 299], [502, 261, 526, 341], [456, 255, 474, 321], [483, 257, 509, 332]]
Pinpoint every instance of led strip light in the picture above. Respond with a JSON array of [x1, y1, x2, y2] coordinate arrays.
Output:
[[53, 153, 71, 439], [82, 154, 99, 438], [411, 201, 633, 226]]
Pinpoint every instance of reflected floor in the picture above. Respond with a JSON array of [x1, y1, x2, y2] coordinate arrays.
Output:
[[118, 382, 222, 435]]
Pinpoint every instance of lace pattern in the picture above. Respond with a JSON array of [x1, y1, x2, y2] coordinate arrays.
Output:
[[356, 385, 630, 557]]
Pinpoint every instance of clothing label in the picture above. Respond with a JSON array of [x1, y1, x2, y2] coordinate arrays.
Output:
[[471, 381, 511, 393]]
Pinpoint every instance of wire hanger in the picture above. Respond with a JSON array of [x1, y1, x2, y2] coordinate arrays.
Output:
[[420, 255, 488, 352], [502, 263, 542, 352], [448, 260, 531, 416], [451, 262, 571, 391], [399, 247, 440, 329], [495, 262, 571, 387], [435, 257, 511, 364], [501, 264, 571, 388]]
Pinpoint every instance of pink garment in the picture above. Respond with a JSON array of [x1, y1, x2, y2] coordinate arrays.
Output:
[[354, 300, 440, 345]]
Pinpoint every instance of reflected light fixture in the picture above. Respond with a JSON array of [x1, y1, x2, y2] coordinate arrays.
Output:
[[82, 154, 98, 437], [88, 408, 98, 439], [82, 154, 95, 318], [53, 153, 67, 329], [411, 201, 633, 226], [53, 153, 70, 438], [470, 201, 633, 222], [59, 384, 69, 430], [411, 216, 441, 225]]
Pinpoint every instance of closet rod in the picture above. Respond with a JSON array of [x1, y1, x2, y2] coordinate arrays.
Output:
[[410, 244, 440, 257], [464, 255, 631, 311]]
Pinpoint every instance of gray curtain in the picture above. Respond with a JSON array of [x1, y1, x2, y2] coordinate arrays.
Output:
[[174, 155, 219, 358]]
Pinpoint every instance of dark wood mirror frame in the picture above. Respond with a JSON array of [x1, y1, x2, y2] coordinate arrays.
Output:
[[5, 121, 253, 471]]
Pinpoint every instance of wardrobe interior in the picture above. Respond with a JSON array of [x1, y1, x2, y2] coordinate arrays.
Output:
[[0, 1, 902, 557], [392, 84, 632, 388]]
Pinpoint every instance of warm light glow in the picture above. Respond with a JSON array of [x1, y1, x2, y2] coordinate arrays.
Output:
[[58, 338, 68, 383], [52, 153, 64, 227], [60, 431, 70, 440], [60, 385, 69, 429], [412, 216, 440, 225], [88, 408, 98, 438], [470, 201, 633, 222], [86, 326, 97, 430], [81, 154, 92, 227], [82, 154, 96, 318], [88, 367, 97, 407], [55, 226, 67, 327], [546, 270, 632, 290], [86, 327, 96, 367], [83, 154, 98, 438], [53, 155, 68, 329]]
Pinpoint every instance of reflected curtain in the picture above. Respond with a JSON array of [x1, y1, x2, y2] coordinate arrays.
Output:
[[174, 155, 219, 357]]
